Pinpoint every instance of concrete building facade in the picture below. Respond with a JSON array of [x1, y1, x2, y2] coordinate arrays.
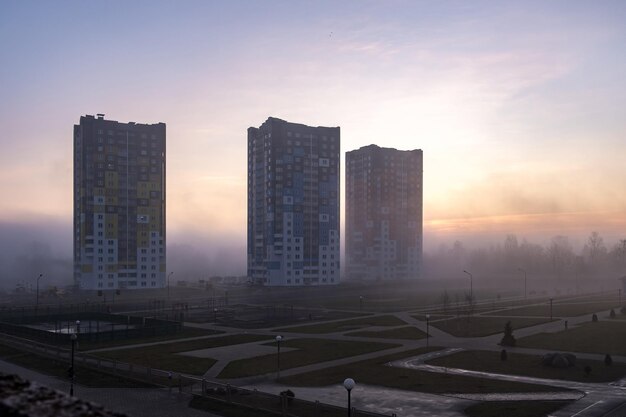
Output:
[[346, 145, 423, 281], [73, 114, 166, 290], [247, 117, 340, 286]]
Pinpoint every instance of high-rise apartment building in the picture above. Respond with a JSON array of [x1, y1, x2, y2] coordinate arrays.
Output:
[[248, 117, 340, 286], [346, 145, 423, 281], [74, 114, 166, 290]]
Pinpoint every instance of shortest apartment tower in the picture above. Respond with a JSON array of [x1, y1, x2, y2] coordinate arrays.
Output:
[[248, 117, 340, 286], [74, 114, 166, 290], [346, 145, 423, 281]]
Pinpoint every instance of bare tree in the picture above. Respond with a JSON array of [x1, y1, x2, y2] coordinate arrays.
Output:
[[548, 236, 574, 279], [441, 289, 450, 314], [504, 234, 519, 266], [583, 231, 607, 272], [610, 239, 626, 271]]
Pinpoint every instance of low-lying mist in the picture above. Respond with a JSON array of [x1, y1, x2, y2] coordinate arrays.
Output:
[[1, 218, 624, 293]]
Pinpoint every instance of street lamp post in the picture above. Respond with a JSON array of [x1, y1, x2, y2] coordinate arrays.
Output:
[[213, 308, 218, 322], [426, 314, 430, 347], [359, 296, 363, 312], [69, 333, 77, 396], [36, 274, 43, 312], [343, 378, 355, 417], [549, 298, 553, 321], [167, 272, 174, 303], [75, 320, 81, 335], [275, 335, 282, 380], [463, 270, 473, 304], [518, 267, 527, 298]]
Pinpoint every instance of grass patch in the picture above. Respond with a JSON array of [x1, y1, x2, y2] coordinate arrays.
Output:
[[79, 326, 222, 350], [432, 316, 555, 337], [464, 400, 572, 417], [0, 344, 23, 358], [190, 390, 349, 417], [96, 334, 271, 375], [190, 396, 282, 417], [427, 350, 626, 383], [346, 326, 427, 340], [485, 300, 620, 318], [275, 315, 406, 334], [279, 347, 561, 394], [517, 321, 626, 356], [218, 338, 398, 379], [0, 343, 154, 388], [412, 314, 453, 321]]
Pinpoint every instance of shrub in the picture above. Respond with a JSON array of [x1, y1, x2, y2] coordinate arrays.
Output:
[[542, 353, 576, 368], [500, 321, 516, 347], [605, 354, 613, 366], [280, 389, 295, 405]]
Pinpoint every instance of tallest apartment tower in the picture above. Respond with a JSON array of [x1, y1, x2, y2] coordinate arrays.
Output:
[[248, 117, 340, 286], [74, 114, 166, 290]]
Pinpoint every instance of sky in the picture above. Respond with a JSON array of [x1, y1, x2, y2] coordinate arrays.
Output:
[[1, 0, 626, 277]]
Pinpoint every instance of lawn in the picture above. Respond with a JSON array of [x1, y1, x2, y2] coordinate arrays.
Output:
[[345, 326, 427, 340], [279, 348, 562, 394], [190, 396, 282, 417], [0, 343, 154, 388], [431, 316, 555, 337], [427, 350, 626, 383], [517, 321, 626, 356], [95, 334, 271, 375], [218, 338, 398, 379], [412, 314, 453, 321], [464, 401, 572, 417], [79, 326, 222, 350], [274, 315, 406, 334], [485, 300, 621, 318], [190, 390, 349, 417]]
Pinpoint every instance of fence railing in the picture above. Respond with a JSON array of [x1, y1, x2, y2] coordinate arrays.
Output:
[[0, 331, 395, 417]]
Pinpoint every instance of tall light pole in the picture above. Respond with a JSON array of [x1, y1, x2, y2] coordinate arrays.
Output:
[[549, 298, 553, 321], [518, 267, 527, 299], [463, 270, 473, 303], [426, 314, 430, 347], [76, 320, 81, 334], [343, 378, 355, 417], [275, 335, 283, 380], [167, 272, 174, 303], [359, 296, 363, 312], [69, 333, 77, 396], [36, 274, 43, 312]]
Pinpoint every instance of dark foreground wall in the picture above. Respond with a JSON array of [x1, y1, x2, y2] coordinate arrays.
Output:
[[0, 373, 127, 417]]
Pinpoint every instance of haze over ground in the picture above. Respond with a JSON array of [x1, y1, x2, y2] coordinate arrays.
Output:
[[1, 1, 625, 287]]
